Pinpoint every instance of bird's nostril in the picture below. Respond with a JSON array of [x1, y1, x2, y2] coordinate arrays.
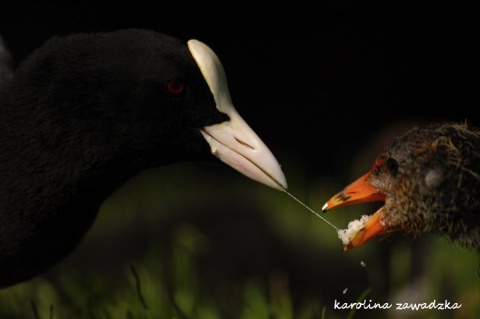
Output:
[[235, 137, 255, 150], [336, 192, 351, 201]]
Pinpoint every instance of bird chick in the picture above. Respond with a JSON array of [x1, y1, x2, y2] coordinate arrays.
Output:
[[323, 122, 480, 252]]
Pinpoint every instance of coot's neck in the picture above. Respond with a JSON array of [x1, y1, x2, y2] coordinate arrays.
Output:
[[0, 125, 147, 287]]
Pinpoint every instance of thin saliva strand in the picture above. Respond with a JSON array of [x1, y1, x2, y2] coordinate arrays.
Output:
[[283, 189, 339, 231]]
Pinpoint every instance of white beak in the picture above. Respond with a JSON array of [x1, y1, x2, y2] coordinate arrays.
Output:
[[188, 39, 287, 190]]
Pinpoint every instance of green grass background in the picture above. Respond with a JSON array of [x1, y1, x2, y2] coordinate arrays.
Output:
[[0, 159, 478, 319]]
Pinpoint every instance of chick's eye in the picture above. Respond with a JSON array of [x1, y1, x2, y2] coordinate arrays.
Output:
[[386, 158, 399, 177], [165, 79, 186, 96]]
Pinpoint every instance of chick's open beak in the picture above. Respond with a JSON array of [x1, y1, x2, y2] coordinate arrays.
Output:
[[323, 173, 387, 250], [343, 210, 385, 251]]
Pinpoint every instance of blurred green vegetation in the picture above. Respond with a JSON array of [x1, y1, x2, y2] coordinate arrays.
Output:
[[0, 160, 478, 318]]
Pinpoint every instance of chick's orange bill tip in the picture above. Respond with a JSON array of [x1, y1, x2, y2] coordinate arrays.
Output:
[[323, 172, 386, 212], [343, 210, 385, 251], [321, 202, 329, 212]]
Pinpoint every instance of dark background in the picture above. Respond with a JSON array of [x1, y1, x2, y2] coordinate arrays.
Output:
[[1, 2, 478, 181], [1, 3, 479, 318]]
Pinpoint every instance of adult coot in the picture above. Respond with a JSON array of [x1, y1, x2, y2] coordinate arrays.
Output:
[[0, 29, 287, 287]]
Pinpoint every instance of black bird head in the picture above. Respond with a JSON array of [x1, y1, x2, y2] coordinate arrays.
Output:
[[0, 29, 286, 287], [4, 29, 287, 189]]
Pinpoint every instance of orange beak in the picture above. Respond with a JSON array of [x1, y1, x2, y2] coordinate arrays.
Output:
[[323, 173, 387, 251], [342, 210, 385, 251]]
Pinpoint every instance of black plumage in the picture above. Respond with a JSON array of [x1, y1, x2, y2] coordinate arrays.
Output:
[[0, 29, 286, 287]]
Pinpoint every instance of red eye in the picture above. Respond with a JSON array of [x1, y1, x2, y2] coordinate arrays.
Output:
[[165, 79, 186, 96]]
